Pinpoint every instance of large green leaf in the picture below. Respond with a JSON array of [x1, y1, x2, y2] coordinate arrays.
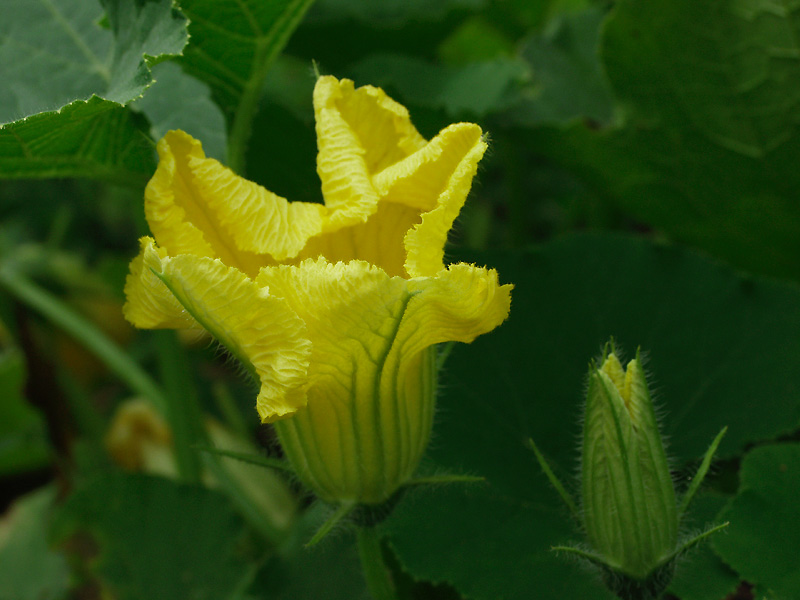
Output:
[[505, 6, 613, 126], [0, 0, 187, 183], [0, 98, 155, 185], [243, 56, 320, 204], [256, 504, 367, 599], [177, 0, 316, 169], [381, 233, 800, 600], [0, 487, 70, 600], [133, 61, 228, 161], [347, 54, 530, 119], [308, 0, 486, 26], [52, 472, 253, 600], [713, 443, 800, 599], [526, 0, 800, 280]]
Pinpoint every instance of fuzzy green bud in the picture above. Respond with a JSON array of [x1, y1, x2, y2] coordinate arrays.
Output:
[[582, 347, 678, 582], [531, 341, 728, 600]]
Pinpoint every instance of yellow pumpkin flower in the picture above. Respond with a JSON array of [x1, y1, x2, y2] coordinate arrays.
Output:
[[124, 76, 512, 504]]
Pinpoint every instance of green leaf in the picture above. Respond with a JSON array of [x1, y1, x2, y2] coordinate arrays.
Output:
[[388, 484, 612, 600], [348, 54, 531, 118], [101, 0, 188, 103], [260, 56, 317, 125], [437, 16, 516, 65], [382, 233, 800, 600], [257, 504, 367, 599], [0, 487, 70, 600], [713, 443, 800, 599], [0, 0, 188, 183], [506, 6, 614, 126], [176, 0, 316, 171], [133, 61, 228, 161], [0, 98, 156, 185], [52, 472, 252, 600], [0, 345, 51, 476], [309, 0, 486, 26], [526, 0, 800, 280]]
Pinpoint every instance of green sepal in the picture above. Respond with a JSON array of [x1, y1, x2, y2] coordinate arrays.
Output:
[[305, 469, 484, 548], [661, 521, 730, 566], [553, 544, 678, 600], [305, 502, 357, 548], [678, 427, 727, 516], [193, 445, 294, 473], [551, 544, 611, 570], [527, 439, 580, 520], [437, 341, 456, 369]]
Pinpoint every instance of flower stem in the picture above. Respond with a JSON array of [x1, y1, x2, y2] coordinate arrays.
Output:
[[153, 330, 204, 484], [0, 265, 168, 416], [225, 0, 316, 174], [356, 526, 398, 600]]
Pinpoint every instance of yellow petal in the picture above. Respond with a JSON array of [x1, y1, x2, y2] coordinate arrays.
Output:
[[314, 77, 427, 175], [146, 131, 325, 272], [403, 132, 488, 278], [297, 201, 419, 278], [373, 122, 484, 212], [144, 133, 216, 259], [256, 258, 410, 384], [401, 263, 513, 359], [124, 238, 311, 420], [123, 237, 200, 330], [313, 76, 427, 229], [297, 122, 485, 277]]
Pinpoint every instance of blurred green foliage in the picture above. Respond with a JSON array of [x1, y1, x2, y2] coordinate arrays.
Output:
[[2, 0, 799, 598]]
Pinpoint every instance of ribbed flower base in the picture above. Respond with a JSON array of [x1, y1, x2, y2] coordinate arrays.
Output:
[[275, 346, 437, 504]]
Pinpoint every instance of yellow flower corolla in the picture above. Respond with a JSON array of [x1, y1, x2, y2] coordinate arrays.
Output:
[[124, 76, 512, 504]]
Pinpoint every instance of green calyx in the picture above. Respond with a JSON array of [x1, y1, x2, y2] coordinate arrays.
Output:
[[531, 340, 728, 599]]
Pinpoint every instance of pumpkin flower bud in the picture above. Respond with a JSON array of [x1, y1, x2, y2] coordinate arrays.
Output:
[[582, 348, 678, 581], [530, 341, 728, 600], [123, 75, 512, 507]]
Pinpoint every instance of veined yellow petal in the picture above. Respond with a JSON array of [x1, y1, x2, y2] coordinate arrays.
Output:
[[400, 263, 513, 359], [297, 123, 486, 278], [373, 123, 484, 212], [403, 135, 488, 278], [256, 258, 409, 383], [144, 133, 216, 260], [124, 238, 311, 421], [188, 145, 326, 261], [123, 237, 200, 330], [146, 131, 325, 273], [314, 75, 426, 181], [313, 76, 427, 230], [318, 77, 427, 172], [297, 201, 419, 278]]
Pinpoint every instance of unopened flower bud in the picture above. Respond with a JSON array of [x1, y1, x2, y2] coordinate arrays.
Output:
[[582, 347, 677, 581], [531, 340, 728, 600]]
